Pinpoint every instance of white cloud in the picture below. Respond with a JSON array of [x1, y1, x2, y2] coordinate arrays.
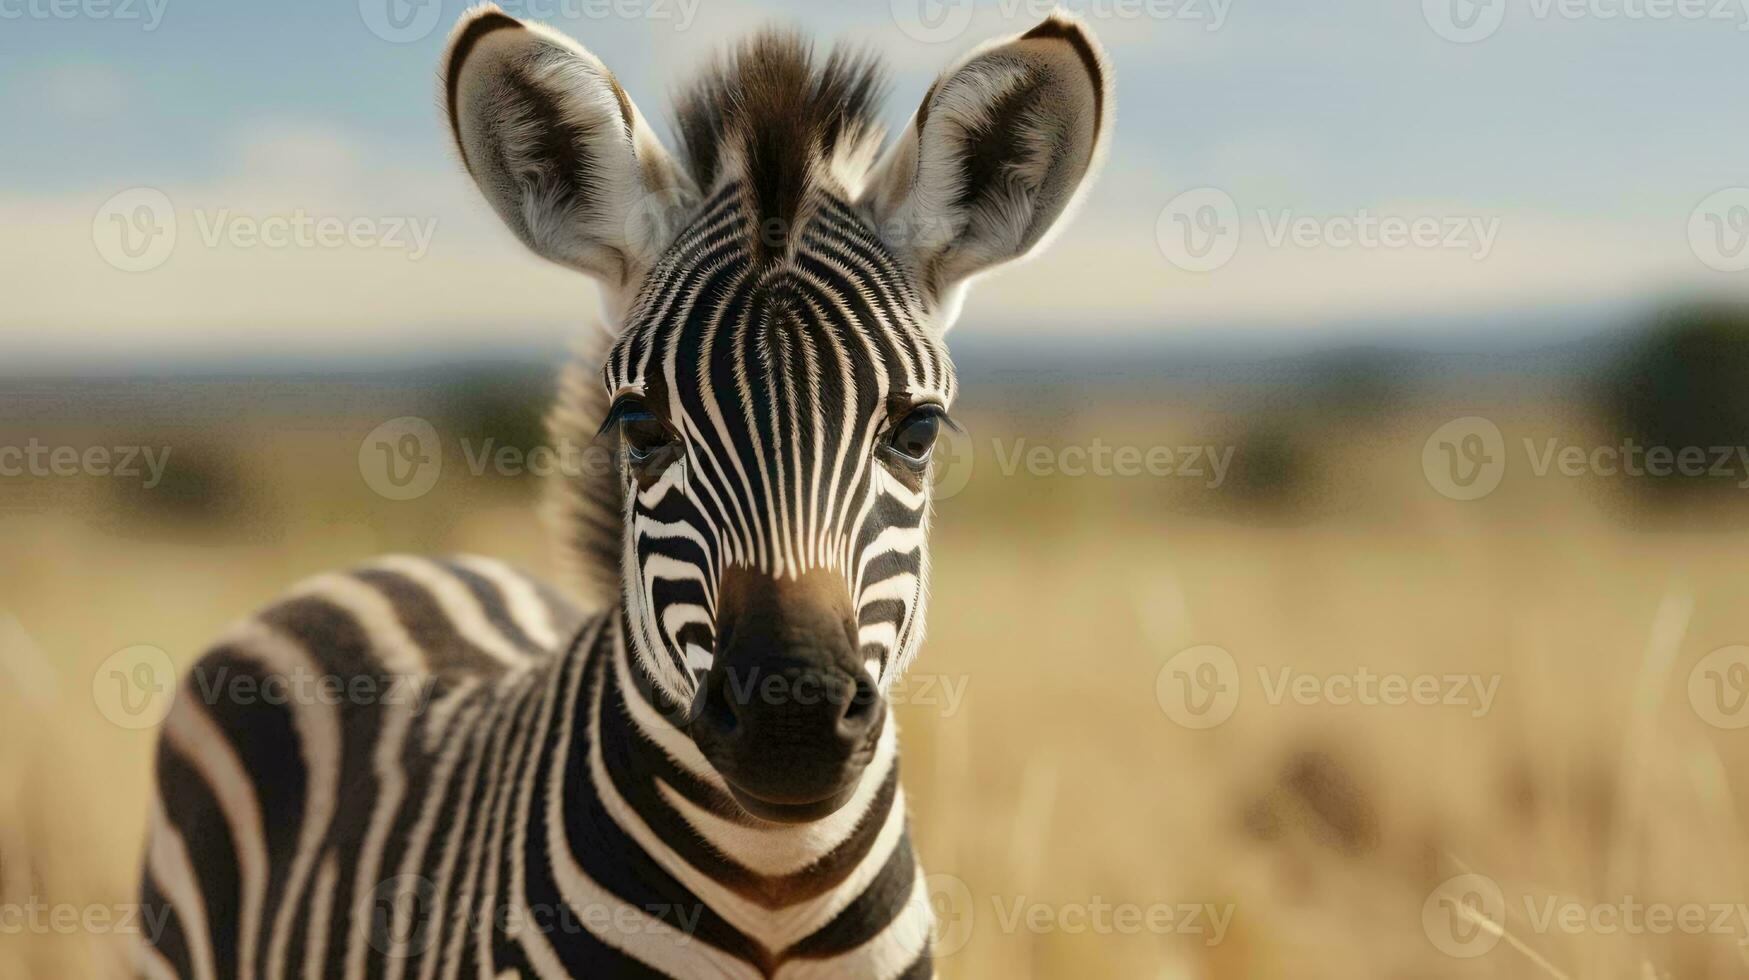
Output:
[[2, 118, 1736, 367], [28, 63, 129, 117]]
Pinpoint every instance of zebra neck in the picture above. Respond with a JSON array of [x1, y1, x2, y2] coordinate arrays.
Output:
[[567, 608, 912, 933]]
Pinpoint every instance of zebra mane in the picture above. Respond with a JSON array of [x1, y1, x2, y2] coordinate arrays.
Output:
[[545, 337, 623, 614], [672, 29, 888, 261]]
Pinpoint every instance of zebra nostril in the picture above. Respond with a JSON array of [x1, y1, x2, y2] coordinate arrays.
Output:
[[838, 674, 880, 736]]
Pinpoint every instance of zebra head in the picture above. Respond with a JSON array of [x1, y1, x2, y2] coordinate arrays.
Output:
[[445, 6, 1110, 822]]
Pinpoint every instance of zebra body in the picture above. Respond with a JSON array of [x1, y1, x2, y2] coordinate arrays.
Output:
[[137, 556, 929, 979], [140, 5, 1110, 977]]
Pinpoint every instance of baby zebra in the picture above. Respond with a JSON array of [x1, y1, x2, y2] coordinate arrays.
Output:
[[135, 5, 1110, 977]]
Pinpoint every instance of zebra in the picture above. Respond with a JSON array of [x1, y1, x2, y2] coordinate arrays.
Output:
[[135, 5, 1111, 977]]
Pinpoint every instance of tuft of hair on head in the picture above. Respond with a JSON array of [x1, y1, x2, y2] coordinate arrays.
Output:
[[671, 29, 888, 262]]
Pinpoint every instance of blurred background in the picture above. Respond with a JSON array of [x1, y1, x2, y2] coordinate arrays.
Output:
[[5, 0, 1749, 976]]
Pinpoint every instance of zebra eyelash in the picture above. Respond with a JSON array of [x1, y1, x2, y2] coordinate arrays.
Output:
[[594, 395, 648, 439], [883, 403, 959, 438], [878, 403, 957, 469]]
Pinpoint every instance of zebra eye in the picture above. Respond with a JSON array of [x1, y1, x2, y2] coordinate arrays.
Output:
[[622, 412, 673, 463], [886, 407, 942, 464], [603, 399, 675, 465]]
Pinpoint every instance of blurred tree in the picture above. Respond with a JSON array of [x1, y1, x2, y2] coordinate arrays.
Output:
[[434, 365, 554, 463], [1598, 302, 1749, 509]]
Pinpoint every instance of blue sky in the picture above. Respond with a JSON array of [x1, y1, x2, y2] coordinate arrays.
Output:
[[3, 0, 1747, 364]]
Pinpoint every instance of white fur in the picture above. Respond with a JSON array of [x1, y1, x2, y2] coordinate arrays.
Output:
[[445, 5, 699, 325], [861, 10, 1113, 330]]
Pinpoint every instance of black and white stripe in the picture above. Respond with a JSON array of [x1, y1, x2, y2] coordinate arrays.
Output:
[[140, 6, 1110, 977], [136, 557, 932, 978], [597, 182, 953, 707]]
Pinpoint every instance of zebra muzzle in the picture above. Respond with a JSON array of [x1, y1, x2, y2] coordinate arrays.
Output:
[[690, 567, 886, 823]]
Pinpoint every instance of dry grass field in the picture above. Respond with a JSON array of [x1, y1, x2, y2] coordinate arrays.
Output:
[[3, 370, 1748, 978]]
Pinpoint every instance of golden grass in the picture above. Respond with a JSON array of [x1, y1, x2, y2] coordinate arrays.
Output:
[[2, 395, 1747, 978]]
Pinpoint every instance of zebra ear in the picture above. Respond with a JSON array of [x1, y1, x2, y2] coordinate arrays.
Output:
[[443, 5, 698, 325], [861, 12, 1111, 328]]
